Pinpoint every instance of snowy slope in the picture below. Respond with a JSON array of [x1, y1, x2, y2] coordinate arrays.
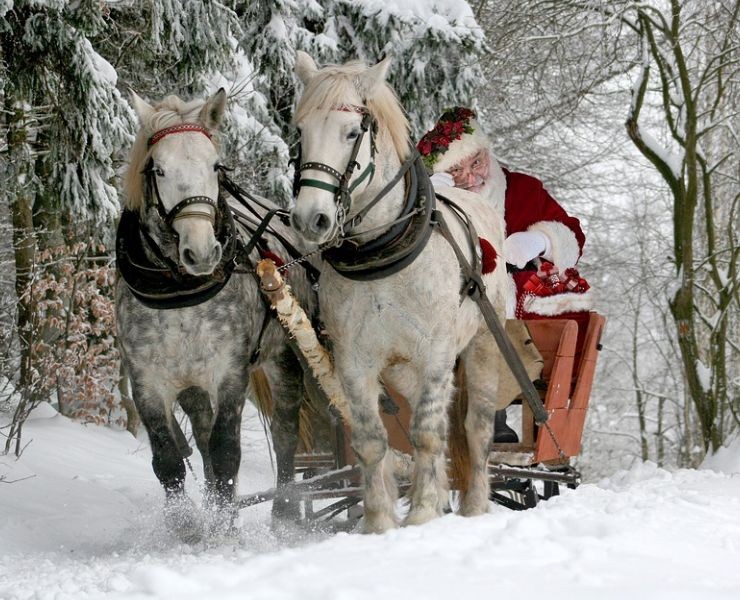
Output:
[[1, 404, 739, 600]]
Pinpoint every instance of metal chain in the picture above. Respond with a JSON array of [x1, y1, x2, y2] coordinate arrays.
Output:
[[275, 245, 326, 276], [541, 419, 567, 460]]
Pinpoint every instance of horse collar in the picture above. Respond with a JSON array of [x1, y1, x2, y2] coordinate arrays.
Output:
[[322, 155, 436, 281], [115, 194, 239, 310]]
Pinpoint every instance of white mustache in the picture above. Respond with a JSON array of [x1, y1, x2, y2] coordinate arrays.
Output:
[[461, 176, 485, 190]]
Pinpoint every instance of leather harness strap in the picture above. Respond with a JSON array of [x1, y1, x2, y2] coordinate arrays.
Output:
[[322, 154, 434, 281], [431, 197, 550, 426], [115, 194, 239, 310]]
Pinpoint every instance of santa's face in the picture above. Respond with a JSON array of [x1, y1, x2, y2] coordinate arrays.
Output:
[[448, 149, 491, 194]]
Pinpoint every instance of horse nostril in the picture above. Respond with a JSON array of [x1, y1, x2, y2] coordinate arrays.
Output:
[[311, 213, 331, 234], [209, 244, 222, 264], [183, 248, 196, 266]]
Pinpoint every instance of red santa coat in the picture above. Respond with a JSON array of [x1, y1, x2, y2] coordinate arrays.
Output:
[[503, 169, 585, 252], [501, 169, 592, 348]]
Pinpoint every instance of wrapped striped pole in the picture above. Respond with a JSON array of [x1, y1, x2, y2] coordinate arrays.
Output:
[[257, 258, 413, 479], [256, 259, 350, 422]]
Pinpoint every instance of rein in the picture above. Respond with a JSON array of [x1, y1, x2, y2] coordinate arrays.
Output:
[[218, 172, 322, 288], [431, 196, 557, 443]]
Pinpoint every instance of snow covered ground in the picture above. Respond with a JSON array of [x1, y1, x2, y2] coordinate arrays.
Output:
[[1, 403, 739, 599]]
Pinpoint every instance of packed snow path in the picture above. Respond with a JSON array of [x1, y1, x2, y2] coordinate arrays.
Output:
[[1, 405, 739, 599]]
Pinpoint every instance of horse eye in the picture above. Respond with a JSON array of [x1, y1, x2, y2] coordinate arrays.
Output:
[[153, 166, 165, 177], [347, 130, 360, 140]]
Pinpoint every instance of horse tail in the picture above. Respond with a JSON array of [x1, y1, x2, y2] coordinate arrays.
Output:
[[248, 366, 314, 453], [249, 366, 274, 419], [447, 362, 471, 495]]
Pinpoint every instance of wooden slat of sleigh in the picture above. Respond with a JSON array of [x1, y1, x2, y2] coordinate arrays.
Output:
[[530, 313, 606, 463]]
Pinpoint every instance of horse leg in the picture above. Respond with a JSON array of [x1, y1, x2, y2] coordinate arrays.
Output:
[[265, 348, 305, 523], [132, 382, 203, 542], [343, 372, 397, 533], [458, 330, 501, 516], [177, 386, 214, 481], [206, 372, 247, 530], [404, 363, 454, 526]]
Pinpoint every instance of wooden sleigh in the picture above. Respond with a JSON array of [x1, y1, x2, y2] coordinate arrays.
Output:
[[240, 311, 606, 521]]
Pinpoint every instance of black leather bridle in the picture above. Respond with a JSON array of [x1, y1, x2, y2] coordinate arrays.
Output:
[[143, 123, 220, 234], [292, 103, 436, 280], [292, 105, 377, 237]]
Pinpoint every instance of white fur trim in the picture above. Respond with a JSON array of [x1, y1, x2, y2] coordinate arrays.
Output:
[[522, 288, 595, 316], [433, 121, 489, 173], [527, 220, 580, 269], [505, 274, 517, 318]]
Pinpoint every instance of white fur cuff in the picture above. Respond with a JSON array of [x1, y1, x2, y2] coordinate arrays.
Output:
[[527, 221, 580, 269]]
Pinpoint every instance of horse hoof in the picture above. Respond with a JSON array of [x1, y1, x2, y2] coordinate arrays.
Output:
[[403, 506, 441, 527], [457, 501, 490, 518], [204, 507, 239, 539], [271, 495, 302, 524], [362, 512, 397, 534]]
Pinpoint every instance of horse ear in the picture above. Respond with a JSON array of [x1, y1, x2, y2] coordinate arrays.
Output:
[[358, 55, 392, 100], [130, 90, 154, 123], [295, 50, 318, 84], [200, 88, 227, 130]]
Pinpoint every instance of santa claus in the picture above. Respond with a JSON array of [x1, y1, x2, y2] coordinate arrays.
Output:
[[418, 107, 594, 442]]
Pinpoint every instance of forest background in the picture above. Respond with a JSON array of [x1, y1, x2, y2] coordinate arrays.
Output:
[[0, 0, 737, 478]]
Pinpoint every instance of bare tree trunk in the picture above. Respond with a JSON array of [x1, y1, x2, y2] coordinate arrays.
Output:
[[4, 90, 39, 456], [631, 289, 649, 461], [656, 396, 665, 467]]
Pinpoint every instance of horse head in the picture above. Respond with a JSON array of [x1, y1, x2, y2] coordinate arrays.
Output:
[[124, 89, 227, 276], [290, 51, 411, 246]]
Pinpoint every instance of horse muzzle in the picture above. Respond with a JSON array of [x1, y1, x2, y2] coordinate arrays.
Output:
[[290, 205, 337, 246]]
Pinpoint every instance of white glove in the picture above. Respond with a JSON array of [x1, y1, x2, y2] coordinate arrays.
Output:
[[429, 172, 454, 189], [504, 231, 551, 268]]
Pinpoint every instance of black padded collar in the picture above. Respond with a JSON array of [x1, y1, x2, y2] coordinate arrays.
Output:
[[115, 195, 238, 309], [322, 156, 435, 281]]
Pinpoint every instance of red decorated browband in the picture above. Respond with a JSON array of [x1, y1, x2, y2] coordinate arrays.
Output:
[[148, 123, 212, 147]]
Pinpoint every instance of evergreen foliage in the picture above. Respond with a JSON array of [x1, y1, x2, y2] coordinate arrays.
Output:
[[240, 0, 485, 202], [1, 0, 134, 227], [0, 1, 484, 444]]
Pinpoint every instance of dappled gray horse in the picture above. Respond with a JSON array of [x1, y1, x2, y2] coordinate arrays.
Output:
[[116, 89, 315, 540]]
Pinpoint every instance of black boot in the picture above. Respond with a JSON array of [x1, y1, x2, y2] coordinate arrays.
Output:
[[493, 409, 518, 444]]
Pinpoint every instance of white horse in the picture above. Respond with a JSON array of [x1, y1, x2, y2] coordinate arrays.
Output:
[[290, 51, 510, 532]]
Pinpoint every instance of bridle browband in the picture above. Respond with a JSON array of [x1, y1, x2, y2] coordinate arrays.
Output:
[[144, 123, 219, 230]]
